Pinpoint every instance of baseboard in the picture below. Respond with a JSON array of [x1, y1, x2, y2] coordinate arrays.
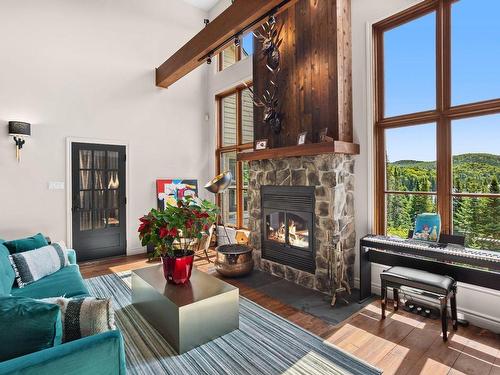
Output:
[[127, 247, 146, 256]]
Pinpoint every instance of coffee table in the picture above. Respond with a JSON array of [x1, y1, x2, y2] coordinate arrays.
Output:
[[131, 265, 239, 354]]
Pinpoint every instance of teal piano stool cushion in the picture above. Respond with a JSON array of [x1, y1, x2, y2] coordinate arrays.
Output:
[[4, 233, 49, 254], [0, 296, 62, 361], [0, 244, 15, 296]]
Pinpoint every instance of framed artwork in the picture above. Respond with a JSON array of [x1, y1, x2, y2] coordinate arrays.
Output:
[[255, 139, 268, 150], [412, 213, 441, 242], [297, 132, 307, 145], [156, 179, 198, 210]]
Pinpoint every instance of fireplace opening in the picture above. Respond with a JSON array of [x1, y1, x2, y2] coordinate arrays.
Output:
[[261, 186, 316, 273], [266, 211, 310, 248]]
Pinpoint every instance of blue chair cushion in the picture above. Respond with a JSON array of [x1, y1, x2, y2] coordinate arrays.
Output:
[[0, 243, 15, 296], [4, 233, 49, 254], [11, 265, 89, 299], [0, 296, 63, 361]]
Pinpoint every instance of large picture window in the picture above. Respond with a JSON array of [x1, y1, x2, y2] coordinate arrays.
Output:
[[216, 84, 254, 228], [374, 0, 500, 251]]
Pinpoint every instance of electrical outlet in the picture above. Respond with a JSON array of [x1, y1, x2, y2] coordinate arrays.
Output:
[[48, 181, 65, 190]]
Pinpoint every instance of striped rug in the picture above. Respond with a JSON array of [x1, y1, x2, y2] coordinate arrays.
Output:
[[85, 272, 381, 375]]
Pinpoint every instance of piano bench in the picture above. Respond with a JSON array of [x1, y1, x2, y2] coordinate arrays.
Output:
[[380, 266, 458, 342]]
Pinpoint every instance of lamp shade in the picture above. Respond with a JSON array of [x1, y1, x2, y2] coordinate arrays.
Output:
[[8, 121, 31, 137], [204, 171, 232, 194]]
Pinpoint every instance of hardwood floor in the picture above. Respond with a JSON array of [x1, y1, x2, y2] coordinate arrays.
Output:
[[80, 251, 500, 375]]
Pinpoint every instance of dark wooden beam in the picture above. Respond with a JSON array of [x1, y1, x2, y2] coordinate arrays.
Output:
[[155, 0, 298, 88]]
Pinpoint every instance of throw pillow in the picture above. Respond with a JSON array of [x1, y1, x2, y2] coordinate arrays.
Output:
[[4, 233, 49, 254], [9, 242, 69, 288], [0, 243, 15, 296], [40, 297, 115, 342], [0, 296, 62, 361]]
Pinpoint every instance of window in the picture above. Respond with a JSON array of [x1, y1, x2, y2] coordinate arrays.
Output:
[[216, 85, 254, 228], [385, 124, 437, 238], [374, 0, 500, 251], [384, 12, 436, 117], [218, 32, 254, 71]]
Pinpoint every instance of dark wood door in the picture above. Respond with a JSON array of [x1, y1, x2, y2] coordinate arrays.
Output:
[[71, 142, 126, 261]]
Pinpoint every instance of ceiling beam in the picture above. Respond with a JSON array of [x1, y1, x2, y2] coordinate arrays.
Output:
[[155, 0, 298, 88]]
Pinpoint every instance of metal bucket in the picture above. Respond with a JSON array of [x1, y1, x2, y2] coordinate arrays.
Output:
[[215, 244, 254, 277]]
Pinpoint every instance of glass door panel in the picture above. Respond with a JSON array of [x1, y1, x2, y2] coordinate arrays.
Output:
[[72, 143, 126, 261]]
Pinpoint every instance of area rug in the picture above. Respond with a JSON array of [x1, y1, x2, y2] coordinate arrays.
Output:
[[85, 271, 381, 375]]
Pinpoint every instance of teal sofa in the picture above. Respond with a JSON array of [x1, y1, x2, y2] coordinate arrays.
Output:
[[0, 239, 126, 375]]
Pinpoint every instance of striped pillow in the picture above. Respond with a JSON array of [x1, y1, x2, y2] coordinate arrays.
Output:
[[9, 242, 69, 288], [40, 297, 115, 342]]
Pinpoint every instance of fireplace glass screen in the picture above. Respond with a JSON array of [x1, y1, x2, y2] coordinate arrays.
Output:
[[265, 211, 310, 249], [287, 213, 309, 249], [266, 212, 286, 244]]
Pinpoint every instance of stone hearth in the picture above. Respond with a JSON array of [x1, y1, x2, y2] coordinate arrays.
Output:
[[247, 154, 356, 293]]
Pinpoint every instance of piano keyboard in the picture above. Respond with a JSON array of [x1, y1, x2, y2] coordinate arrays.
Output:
[[361, 235, 500, 271]]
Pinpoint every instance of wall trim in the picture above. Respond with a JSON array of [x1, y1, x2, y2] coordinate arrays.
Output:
[[65, 137, 130, 253], [364, 21, 375, 233]]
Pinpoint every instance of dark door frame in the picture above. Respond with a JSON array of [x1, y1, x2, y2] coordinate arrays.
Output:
[[66, 138, 129, 256]]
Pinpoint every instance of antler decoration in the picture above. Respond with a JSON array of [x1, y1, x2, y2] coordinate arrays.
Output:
[[246, 15, 283, 134]]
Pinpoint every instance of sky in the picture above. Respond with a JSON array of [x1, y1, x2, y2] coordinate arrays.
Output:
[[242, 33, 254, 57], [384, 0, 500, 162]]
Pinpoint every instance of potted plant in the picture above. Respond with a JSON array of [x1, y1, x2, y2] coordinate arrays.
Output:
[[138, 196, 218, 284]]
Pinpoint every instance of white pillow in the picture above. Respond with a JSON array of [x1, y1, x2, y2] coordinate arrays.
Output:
[[9, 242, 69, 288]]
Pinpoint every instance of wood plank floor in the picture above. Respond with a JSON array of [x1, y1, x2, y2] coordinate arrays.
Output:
[[80, 251, 500, 375]]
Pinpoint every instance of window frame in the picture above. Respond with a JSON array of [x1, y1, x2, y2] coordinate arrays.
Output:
[[218, 44, 242, 72], [217, 32, 254, 72], [215, 83, 254, 229], [374, 0, 500, 237]]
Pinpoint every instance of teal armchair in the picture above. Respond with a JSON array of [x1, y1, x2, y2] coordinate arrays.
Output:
[[0, 239, 126, 375], [0, 330, 126, 375]]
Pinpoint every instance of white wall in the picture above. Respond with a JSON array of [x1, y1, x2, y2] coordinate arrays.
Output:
[[351, 0, 500, 333], [0, 0, 211, 254]]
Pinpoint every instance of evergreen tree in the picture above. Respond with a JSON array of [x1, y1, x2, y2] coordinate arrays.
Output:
[[477, 177, 500, 250], [409, 179, 434, 222]]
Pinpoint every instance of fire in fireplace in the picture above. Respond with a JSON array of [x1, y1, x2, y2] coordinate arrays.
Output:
[[266, 212, 310, 248], [261, 186, 315, 273]]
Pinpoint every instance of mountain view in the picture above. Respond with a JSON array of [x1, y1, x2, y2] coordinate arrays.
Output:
[[386, 153, 500, 251]]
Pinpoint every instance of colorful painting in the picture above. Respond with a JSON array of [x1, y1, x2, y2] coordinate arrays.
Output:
[[156, 179, 198, 210], [413, 213, 441, 242]]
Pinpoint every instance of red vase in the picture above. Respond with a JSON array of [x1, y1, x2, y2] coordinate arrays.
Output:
[[162, 251, 195, 285]]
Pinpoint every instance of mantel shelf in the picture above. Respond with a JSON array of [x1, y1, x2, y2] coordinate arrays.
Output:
[[236, 141, 360, 162]]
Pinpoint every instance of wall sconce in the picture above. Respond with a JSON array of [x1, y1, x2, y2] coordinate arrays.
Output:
[[8, 121, 31, 162]]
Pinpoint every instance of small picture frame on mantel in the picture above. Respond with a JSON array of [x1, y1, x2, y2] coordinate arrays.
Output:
[[297, 132, 307, 145], [319, 128, 334, 143], [255, 139, 268, 150]]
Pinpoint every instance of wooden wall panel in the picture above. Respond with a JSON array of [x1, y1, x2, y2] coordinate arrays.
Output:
[[253, 0, 352, 148]]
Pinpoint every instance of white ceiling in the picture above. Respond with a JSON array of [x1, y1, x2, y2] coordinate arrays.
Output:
[[181, 0, 220, 11]]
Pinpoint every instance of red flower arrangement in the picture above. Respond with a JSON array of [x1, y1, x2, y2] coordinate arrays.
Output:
[[138, 196, 218, 259]]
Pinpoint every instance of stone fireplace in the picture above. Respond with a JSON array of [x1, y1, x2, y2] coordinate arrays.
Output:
[[248, 154, 356, 293]]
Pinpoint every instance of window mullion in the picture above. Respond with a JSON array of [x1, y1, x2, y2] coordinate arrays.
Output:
[[436, 0, 453, 234], [236, 90, 243, 228], [436, 117, 452, 234]]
